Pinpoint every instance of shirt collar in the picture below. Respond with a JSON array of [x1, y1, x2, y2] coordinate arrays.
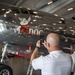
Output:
[[49, 50, 62, 55]]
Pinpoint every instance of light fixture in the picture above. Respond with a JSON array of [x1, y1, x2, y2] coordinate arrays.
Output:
[[53, 28, 55, 29], [34, 15, 41, 18], [70, 30, 74, 32], [65, 39, 68, 42], [53, 23, 56, 25], [4, 14, 7, 17], [68, 8, 73, 11], [6, 9, 11, 14], [42, 24, 47, 26], [6, 11, 10, 14], [27, 8, 31, 10], [14, 13, 17, 16], [59, 19, 65, 24], [56, 29, 59, 31], [19, 7, 22, 8], [30, 22, 33, 24], [33, 11, 37, 14], [63, 30, 66, 31], [12, 20, 15, 23], [54, 14, 58, 16], [59, 27, 63, 29], [15, 22, 17, 23], [35, 26, 38, 28], [45, 28, 49, 30], [69, 27, 72, 29], [59, 21, 62, 23], [35, 15, 39, 18], [48, 1, 53, 5], [2, 9, 5, 11], [61, 18, 64, 20], [33, 20, 36, 22], [72, 33, 74, 35]]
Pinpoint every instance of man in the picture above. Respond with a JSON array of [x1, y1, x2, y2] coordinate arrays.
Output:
[[70, 45, 75, 75], [30, 33, 72, 75], [71, 47, 75, 75]]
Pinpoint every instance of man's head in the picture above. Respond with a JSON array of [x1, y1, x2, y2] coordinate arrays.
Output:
[[46, 33, 60, 52]]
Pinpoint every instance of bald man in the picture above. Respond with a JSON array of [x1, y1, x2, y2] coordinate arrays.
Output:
[[30, 33, 72, 75]]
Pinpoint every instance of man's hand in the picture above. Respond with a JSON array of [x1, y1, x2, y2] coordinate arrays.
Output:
[[36, 40, 41, 48], [43, 40, 48, 49], [30, 40, 40, 62]]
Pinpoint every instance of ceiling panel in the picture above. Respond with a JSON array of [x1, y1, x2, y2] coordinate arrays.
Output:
[[0, 0, 17, 5], [19, 0, 52, 9], [53, 1, 75, 18]]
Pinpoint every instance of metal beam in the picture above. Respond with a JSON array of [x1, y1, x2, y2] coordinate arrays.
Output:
[[14, 0, 24, 6], [40, 0, 74, 13], [36, 0, 58, 10]]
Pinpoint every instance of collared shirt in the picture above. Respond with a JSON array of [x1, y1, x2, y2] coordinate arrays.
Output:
[[72, 51, 75, 62], [71, 51, 75, 75], [32, 50, 72, 75]]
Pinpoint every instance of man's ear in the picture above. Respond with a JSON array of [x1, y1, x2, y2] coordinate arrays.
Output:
[[48, 43, 50, 47]]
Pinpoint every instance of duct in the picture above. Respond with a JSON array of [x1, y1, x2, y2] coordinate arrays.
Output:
[[13, 0, 20, 5], [0, 0, 24, 7], [39, 0, 74, 13], [14, 0, 24, 6]]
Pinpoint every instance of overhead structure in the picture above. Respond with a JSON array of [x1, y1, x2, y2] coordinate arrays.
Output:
[[19, 0, 75, 19]]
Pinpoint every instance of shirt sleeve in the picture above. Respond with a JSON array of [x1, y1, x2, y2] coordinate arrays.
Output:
[[32, 55, 43, 70], [71, 54, 75, 73]]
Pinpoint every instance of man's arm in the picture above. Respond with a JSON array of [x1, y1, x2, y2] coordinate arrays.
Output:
[[30, 40, 40, 62], [30, 47, 39, 62]]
